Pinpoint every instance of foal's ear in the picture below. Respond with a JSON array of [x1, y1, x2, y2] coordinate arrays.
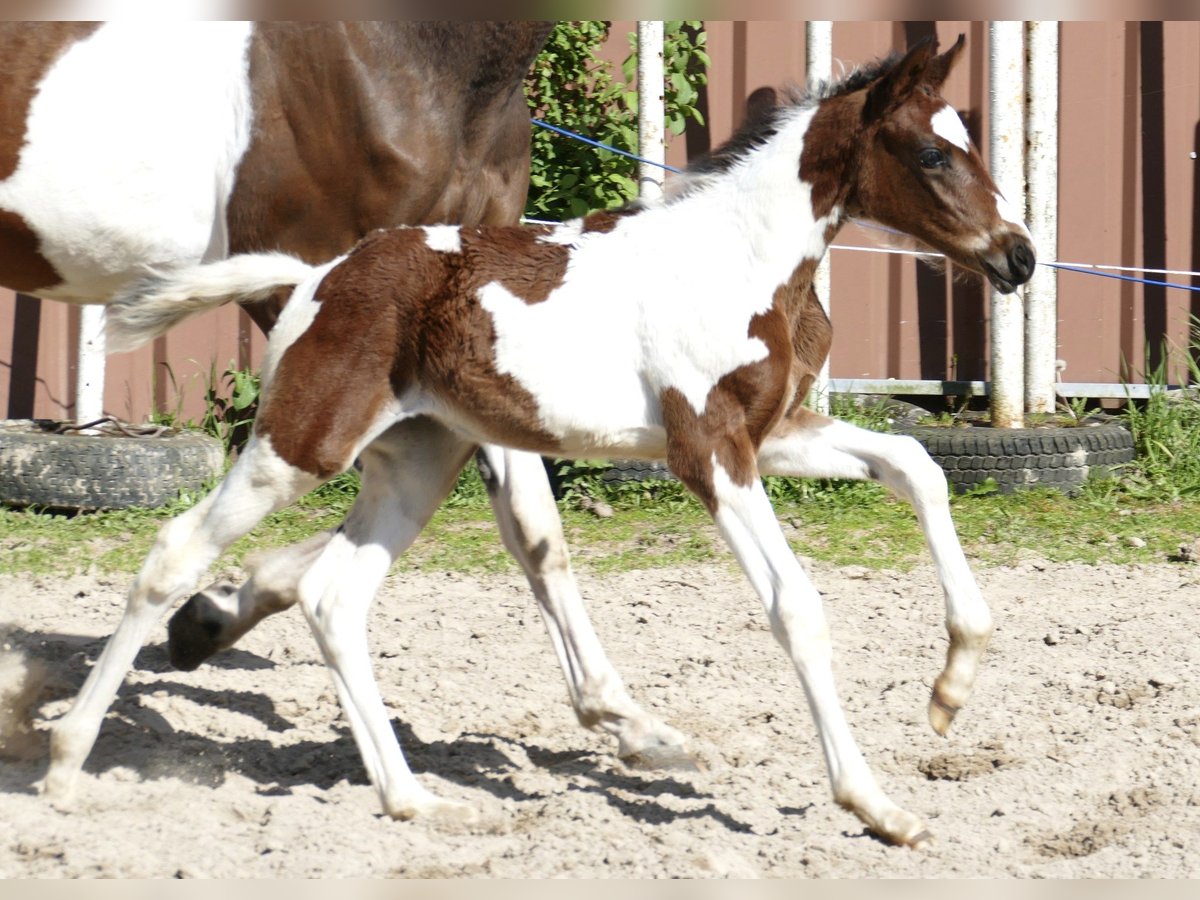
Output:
[[925, 33, 966, 90], [863, 37, 936, 124], [744, 86, 779, 124]]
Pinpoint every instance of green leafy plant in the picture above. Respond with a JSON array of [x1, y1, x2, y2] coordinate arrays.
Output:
[[199, 363, 261, 455], [621, 22, 710, 137], [524, 21, 708, 221], [1111, 317, 1200, 501]]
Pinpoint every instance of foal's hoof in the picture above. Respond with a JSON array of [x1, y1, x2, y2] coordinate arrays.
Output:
[[927, 690, 961, 737], [902, 828, 936, 850], [386, 793, 478, 826], [862, 805, 935, 849], [167, 585, 236, 671], [39, 765, 79, 810], [620, 743, 704, 773]]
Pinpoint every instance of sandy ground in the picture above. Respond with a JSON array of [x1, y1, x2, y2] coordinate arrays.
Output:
[[1, 555, 1199, 878]]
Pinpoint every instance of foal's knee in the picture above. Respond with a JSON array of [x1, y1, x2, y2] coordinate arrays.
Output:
[[879, 435, 950, 504], [767, 594, 831, 663]]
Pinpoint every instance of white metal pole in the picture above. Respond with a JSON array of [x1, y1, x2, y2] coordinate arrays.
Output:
[[1024, 21, 1059, 414], [807, 20, 833, 414], [988, 21, 1026, 428], [76, 305, 106, 424], [636, 21, 665, 202]]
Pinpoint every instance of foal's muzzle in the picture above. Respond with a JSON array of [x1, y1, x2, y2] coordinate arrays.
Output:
[[979, 236, 1036, 294]]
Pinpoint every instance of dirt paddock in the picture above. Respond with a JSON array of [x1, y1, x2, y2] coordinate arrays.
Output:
[[1, 557, 1198, 878]]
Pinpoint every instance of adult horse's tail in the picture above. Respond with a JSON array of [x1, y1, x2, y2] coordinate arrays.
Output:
[[106, 253, 316, 353]]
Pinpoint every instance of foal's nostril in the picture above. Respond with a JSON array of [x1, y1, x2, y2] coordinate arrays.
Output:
[[1009, 240, 1036, 283]]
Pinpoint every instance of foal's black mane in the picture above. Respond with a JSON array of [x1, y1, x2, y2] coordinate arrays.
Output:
[[678, 51, 902, 185]]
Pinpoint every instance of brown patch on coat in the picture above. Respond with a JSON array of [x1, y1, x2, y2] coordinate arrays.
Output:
[[255, 226, 562, 478], [776, 259, 834, 418], [0, 23, 101, 182], [226, 22, 550, 332], [798, 91, 863, 221], [0, 209, 61, 293], [661, 303, 794, 514], [579, 208, 638, 235], [460, 226, 570, 304]]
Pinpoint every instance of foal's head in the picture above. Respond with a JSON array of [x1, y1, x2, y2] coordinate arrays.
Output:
[[834, 36, 1036, 293]]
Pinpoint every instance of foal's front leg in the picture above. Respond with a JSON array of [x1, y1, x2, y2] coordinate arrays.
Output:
[[756, 408, 993, 735], [671, 445, 931, 846], [43, 436, 321, 802]]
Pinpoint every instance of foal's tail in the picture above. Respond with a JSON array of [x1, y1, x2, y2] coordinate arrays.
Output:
[[106, 253, 317, 353]]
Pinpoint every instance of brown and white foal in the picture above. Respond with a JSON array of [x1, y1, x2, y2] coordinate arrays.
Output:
[[50, 37, 1034, 847]]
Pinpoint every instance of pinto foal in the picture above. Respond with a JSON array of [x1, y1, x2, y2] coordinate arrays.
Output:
[[49, 37, 1034, 846]]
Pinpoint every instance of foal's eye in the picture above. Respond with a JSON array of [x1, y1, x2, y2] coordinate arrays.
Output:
[[919, 148, 948, 169]]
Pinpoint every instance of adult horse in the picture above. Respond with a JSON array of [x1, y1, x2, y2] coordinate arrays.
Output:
[[66, 35, 1032, 845], [2, 21, 689, 777]]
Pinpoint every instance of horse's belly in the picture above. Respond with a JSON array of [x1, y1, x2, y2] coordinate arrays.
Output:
[[0, 22, 254, 301]]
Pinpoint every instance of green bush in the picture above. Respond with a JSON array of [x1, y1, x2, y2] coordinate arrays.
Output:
[[524, 21, 708, 221]]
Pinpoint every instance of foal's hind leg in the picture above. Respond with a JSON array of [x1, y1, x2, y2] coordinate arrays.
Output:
[[476, 447, 694, 769], [295, 422, 478, 821], [43, 436, 320, 803], [167, 530, 334, 670], [757, 409, 993, 736]]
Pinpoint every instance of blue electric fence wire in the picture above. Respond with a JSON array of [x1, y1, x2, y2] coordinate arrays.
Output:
[[1042, 262, 1200, 293], [531, 118, 1200, 294], [531, 118, 682, 173]]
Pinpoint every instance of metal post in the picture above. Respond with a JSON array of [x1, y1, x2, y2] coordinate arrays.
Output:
[[1024, 21, 1059, 414], [988, 21, 1026, 428], [76, 305, 106, 424], [807, 20, 833, 414], [637, 21, 665, 202]]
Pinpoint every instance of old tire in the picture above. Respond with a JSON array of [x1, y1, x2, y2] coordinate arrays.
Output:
[[601, 458, 676, 484], [899, 421, 1135, 494], [0, 419, 225, 511]]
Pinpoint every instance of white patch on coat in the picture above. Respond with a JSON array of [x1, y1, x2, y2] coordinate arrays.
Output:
[[536, 219, 586, 246], [0, 21, 255, 302], [422, 225, 462, 253], [259, 257, 345, 392], [479, 106, 835, 458], [931, 105, 971, 152]]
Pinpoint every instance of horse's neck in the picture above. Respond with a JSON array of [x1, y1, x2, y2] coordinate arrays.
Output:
[[655, 108, 844, 300]]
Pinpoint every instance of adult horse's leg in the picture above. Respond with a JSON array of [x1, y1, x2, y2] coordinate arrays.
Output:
[[476, 446, 695, 769], [294, 420, 479, 821], [43, 436, 322, 803], [669, 441, 931, 847], [756, 408, 993, 736]]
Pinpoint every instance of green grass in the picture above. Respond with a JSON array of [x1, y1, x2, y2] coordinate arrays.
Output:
[[3, 465, 1197, 581], [3, 369, 1198, 581]]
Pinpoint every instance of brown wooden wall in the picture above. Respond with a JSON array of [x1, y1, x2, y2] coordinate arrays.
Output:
[[2, 20, 1198, 424]]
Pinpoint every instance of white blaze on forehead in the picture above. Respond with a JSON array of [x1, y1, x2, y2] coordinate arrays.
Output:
[[422, 225, 463, 253], [931, 105, 971, 152]]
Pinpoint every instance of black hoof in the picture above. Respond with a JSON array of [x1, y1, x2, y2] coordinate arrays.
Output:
[[167, 587, 234, 671]]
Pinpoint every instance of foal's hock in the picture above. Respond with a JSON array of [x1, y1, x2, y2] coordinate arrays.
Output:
[[52, 36, 1034, 847]]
